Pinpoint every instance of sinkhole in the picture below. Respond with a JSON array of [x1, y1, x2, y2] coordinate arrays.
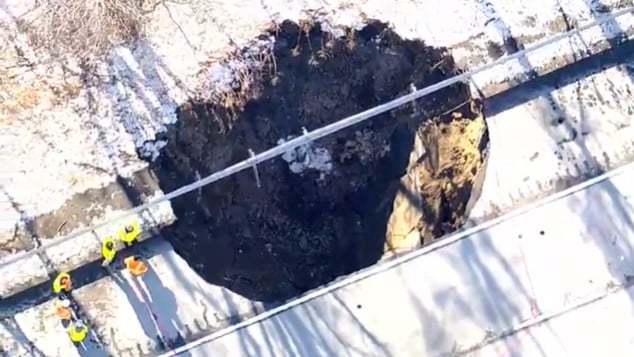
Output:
[[150, 20, 489, 302]]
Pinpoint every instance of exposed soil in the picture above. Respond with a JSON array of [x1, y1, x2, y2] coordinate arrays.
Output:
[[151, 20, 489, 302]]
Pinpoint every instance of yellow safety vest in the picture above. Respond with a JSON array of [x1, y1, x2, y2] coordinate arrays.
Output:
[[101, 236, 116, 261], [68, 325, 89, 342], [52, 272, 71, 294], [118, 220, 141, 243]]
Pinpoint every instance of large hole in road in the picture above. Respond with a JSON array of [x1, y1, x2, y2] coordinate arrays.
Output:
[[150, 20, 489, 302]]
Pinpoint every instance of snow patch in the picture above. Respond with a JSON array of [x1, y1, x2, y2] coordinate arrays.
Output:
[[476, 0, 514, 45], [278, 136, 333, 174], [196, 36, 275, 100]]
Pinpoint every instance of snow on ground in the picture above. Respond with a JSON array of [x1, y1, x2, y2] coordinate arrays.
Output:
[[2, 0, 634, 351], [159, 161, 634, 357], [4, 0, 629, 294], [469, 284, 634, 356], [469, 51, 634, 222], [0, 239, 262, 357], [462, 0, 634, 85], [1, 0, 632, 223]]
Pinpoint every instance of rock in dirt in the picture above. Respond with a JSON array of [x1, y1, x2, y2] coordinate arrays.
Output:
[[150, 20, 489, 302]]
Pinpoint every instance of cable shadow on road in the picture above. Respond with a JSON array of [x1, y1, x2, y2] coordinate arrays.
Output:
[[0, 316, 44, 357], [388, 180, 549, 356], [111, 267, 167, 353], [213, 285, 391, 357], [441, 230, 548, 356], [110, 237, 270, 356], [328, 293, 390, 356], [153, 243, 269, 353], [104, 237, 202, 355], [474, 4, 634, 352], [141, 259, 186, 348], [569, 168, 634, 285]]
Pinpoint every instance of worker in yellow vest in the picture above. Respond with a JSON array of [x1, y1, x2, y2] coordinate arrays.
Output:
[[101, 236, 117, 266], [68, 319, 89, 345], [52, 272, 72, 295], [118, 220, 141, 247]]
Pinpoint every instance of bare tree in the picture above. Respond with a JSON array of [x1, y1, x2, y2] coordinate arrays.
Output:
[[21, 0, 147, 58]]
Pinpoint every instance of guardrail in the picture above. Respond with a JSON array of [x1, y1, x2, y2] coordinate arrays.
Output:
[[2, 6, 633, 269]]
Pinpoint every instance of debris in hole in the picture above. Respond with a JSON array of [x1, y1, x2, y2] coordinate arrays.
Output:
[[278, 136, 333, 174]]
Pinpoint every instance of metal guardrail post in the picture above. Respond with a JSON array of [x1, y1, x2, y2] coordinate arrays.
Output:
[[248, 149, 261, 188], [467, 75, 482, 100]]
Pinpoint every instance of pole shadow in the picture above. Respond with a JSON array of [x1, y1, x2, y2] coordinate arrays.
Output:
[[0, 316, 45, 357]]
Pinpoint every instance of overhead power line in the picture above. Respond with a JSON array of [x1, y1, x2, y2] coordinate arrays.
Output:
[[1, 6, 633, 269]]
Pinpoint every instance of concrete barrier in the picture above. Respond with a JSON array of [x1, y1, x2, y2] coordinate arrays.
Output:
[[0, 168, 176, 298]]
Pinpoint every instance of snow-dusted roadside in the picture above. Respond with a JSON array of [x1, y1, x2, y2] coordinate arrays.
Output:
[[1, 0, 633, 230]]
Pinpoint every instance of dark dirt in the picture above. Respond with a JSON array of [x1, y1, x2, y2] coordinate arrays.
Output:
[[151, 20, 489, 302]]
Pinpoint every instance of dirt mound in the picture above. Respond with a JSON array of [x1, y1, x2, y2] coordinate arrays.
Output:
[[150, 20, 489, 302]]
